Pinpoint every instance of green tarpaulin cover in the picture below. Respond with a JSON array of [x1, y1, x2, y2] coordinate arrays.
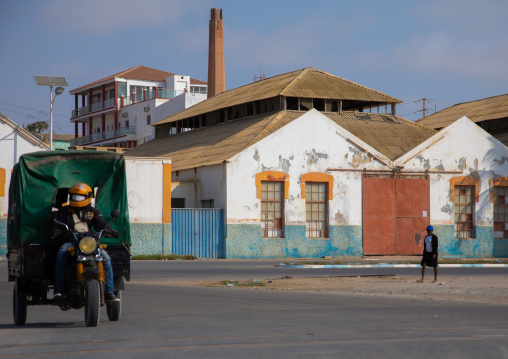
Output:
[[7, 151, 131, 248]]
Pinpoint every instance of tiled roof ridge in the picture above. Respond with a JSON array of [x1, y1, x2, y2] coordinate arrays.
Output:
[[203, 68, 305, 101], [70, 65, 205, 92], [422, 93, 508, 121], [280, 68, 311, 96], [239, 111, 287, 151], [288, 67, 402, 103], [452, 93, 508, 108]]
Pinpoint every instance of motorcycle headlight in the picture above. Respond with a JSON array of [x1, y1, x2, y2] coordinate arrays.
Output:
[[79, 236, 97, 254]]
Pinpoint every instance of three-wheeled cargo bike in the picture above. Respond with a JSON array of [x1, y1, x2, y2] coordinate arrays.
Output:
[[7, 151, 131, 326]]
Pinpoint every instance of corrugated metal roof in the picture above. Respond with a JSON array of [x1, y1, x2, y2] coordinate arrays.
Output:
[[127, 112, 303, 171], [155, 67, 402, 126], [126, 110, 433, 171], [70, 65, 207, 94], [417, 94, 508, 129], [324, 112, 436, 161]]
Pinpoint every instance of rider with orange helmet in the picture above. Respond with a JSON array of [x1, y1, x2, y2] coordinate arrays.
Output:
[[52, 183, 120, 303]]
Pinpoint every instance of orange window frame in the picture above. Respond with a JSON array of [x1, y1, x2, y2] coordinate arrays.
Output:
[[300, 172, 333, 200], [256, 171, 289, 199], [450, 176, 480, 202]]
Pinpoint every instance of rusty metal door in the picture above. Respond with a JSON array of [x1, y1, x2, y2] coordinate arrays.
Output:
[[363, 176, 429, 255]]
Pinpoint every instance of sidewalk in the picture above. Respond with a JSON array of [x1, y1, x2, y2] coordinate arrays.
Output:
[[277, 256, 508, 268]]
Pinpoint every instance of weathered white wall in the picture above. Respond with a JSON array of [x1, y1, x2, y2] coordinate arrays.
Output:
[[171, 164, 226, 209], [0, 123, 47, 217], [397, 116, 508, 226], [125, 157, 165, 223], [226, 109, 388, 227]]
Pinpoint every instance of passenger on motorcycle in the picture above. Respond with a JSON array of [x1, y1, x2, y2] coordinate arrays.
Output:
[[51, 183, 120, 303]]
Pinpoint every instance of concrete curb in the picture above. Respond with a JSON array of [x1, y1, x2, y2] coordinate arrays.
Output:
[[277, 264, 508, 269]]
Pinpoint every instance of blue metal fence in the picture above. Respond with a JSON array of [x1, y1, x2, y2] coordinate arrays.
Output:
[[171, 209, 224, 259]]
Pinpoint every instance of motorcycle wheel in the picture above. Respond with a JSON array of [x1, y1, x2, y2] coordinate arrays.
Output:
[[84, 279, 100, 327], [106, 290, 122, 321], [13, 279, 27, 326]]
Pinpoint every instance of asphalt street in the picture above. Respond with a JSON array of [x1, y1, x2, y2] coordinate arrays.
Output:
[[1, 260, 507, 358]]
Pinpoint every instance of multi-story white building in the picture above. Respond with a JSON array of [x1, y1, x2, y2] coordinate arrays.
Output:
[[69, 65, 207, 148]]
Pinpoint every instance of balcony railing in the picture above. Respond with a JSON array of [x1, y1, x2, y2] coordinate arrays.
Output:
[[72, 88, 187, 118], [121, 88, 185, 106], [72, 98, 115, 118], [70, 126, 136, 147]]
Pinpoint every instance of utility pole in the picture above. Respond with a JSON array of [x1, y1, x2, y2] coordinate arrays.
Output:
[[417, 98, 433, 118]]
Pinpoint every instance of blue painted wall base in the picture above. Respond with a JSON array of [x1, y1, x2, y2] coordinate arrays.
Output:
[[434, 224, 508, 258], [225, 224, 363, 259], [129, 222, 172, 256]]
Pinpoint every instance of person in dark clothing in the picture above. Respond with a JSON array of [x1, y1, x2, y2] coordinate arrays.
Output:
[[51, 183, 120, 302], [417, 225, 438, 283]]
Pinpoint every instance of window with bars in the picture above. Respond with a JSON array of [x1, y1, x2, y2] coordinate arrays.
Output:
[[305, 183, 328, 238], [454, 186, 474, 239], [261, 181, 283, 238], [494, 186, 508, 239]]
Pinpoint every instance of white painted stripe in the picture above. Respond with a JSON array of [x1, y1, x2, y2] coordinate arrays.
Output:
[[279, 264, 508, 268]]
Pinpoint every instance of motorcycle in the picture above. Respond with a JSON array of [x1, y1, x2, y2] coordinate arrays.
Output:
[[52, 209, 121, 327], [8, 150, 131, 327]]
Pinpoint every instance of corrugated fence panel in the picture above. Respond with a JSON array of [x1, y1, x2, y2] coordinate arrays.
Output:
[[171, 209, 224, 259]]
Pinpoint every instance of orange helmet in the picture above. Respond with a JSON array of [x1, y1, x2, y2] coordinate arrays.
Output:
[[69, 183, 93, 207]]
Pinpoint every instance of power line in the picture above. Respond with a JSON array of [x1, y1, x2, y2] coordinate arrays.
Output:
[[398, 100, 421, 106], [0, 107, 75, 131], [415, 98, 435, 118]]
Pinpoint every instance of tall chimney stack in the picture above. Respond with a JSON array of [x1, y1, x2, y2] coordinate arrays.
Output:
[[207, 8, 225, 98]]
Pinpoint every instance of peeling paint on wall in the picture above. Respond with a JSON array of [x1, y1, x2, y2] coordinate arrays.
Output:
[[492, 156, 508, 166], [335, 210, 347, 224], [441, 203, 452, 214], [279, 155, 291, 173], [348, 147, 372, 168], [253, 149, 260, 162], [458, 157, 467, 170], [305, 148, 328, 166], [415, 155, 430, 170], [435, 162, 445, 171]]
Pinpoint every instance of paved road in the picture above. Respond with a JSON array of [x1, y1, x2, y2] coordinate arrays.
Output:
[[1, 260, 508, 358], [130, 259, 508, 284]]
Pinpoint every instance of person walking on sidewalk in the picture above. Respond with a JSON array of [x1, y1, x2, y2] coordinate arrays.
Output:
[[418, 225, 438, 283]]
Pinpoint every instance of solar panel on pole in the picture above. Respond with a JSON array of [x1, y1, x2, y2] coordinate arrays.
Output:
[[33, 76, 69, 87], [50, 77, 69, 86], [34, 76, 53, 86]]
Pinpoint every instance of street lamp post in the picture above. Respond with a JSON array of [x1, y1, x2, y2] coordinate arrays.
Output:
[[34, 76, 68, 151]]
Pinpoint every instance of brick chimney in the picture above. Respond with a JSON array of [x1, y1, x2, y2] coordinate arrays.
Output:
[[207, 8, 225, 98]]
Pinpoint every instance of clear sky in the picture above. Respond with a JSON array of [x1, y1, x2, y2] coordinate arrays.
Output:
[[1, 0, 507, 134]]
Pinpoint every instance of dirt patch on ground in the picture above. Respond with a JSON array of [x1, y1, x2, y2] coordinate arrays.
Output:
[[201, 275, 508, 305]]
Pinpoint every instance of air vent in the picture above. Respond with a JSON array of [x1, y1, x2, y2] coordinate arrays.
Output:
[[355, 113, 372, 121]]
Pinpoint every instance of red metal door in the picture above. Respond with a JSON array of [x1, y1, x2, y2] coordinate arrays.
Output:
[[411, 178, 430, 254], [363, 176, 430, 255], [379, 178, 395, 254], [362, 177, 381, 255], [395, 178, 414, 254]]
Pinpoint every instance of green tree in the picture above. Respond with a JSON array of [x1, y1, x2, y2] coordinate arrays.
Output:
[[27, 121, 48, 133]]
